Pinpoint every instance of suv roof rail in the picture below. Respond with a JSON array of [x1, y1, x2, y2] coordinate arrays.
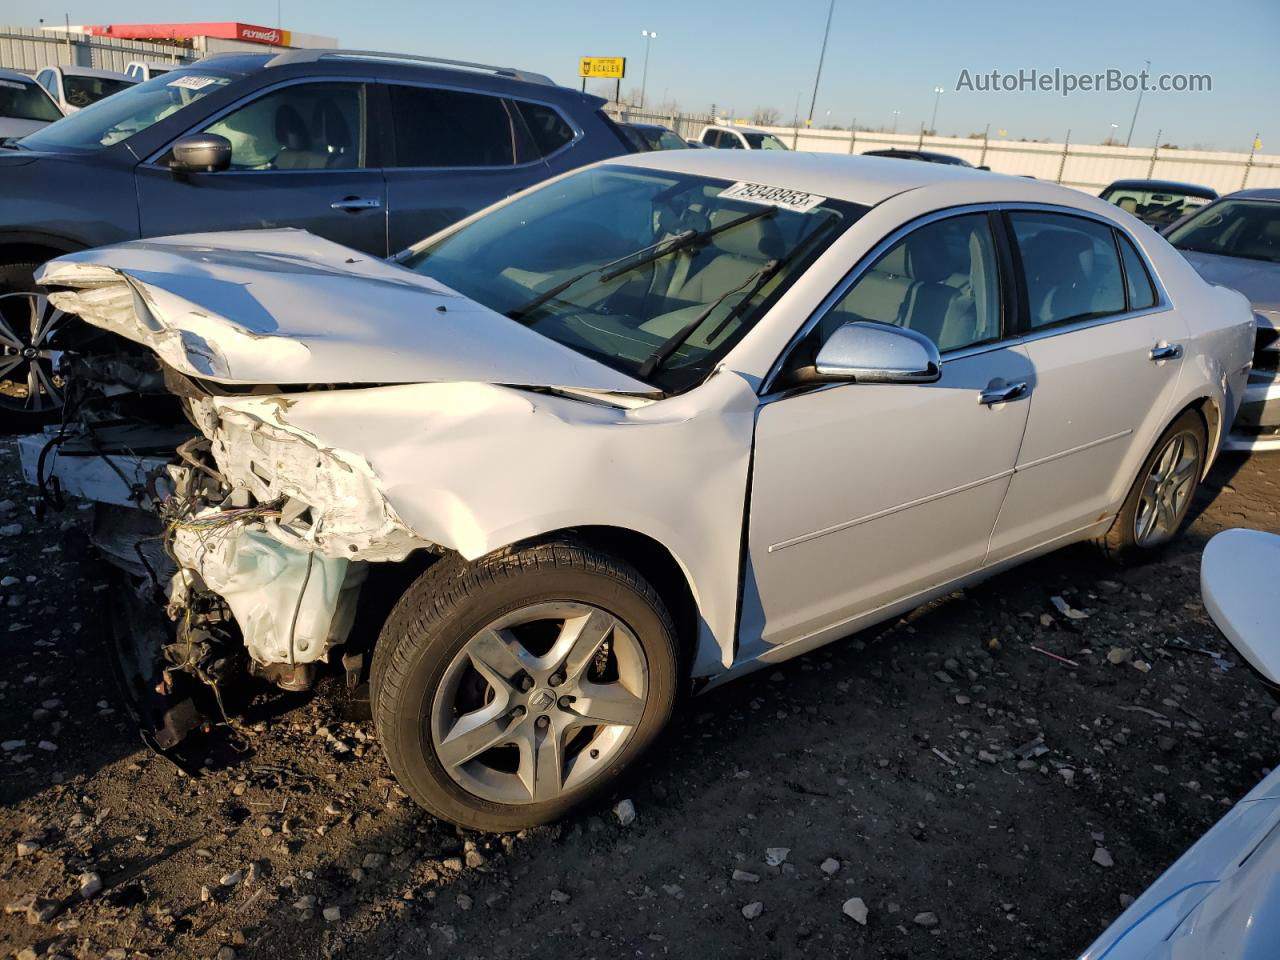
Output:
[[262, 49, 556, 86]]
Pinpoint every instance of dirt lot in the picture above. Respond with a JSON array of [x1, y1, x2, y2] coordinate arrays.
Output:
[[1, 435, 1278, 960]]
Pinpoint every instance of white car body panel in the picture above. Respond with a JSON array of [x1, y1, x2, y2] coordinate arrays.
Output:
[[28, 152, 1255, 678]]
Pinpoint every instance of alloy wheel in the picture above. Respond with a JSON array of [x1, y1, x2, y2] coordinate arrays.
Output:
[[0, 291, 64, 414], [1133, 429, 1201, 546], [429, 601, 649, 806]]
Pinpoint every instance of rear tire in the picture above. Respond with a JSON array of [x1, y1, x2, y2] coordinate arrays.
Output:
[[371, 542, 679, 832], [1096, 409, 1206, 564]]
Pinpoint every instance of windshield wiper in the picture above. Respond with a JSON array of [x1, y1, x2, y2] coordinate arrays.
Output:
[[635, 212, 839, 381], [506, 205, 778, 324]]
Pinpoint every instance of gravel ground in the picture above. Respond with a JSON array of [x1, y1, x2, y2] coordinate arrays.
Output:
[[1, 435, 1278, 960]]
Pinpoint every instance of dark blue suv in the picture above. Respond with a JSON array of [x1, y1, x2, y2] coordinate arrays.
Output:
[[0, 49, 632, 421]]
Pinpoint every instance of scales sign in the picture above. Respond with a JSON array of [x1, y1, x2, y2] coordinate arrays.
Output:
[[579, 57, 626, 79]]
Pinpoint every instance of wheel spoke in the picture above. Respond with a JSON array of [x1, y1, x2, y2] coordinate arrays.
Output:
[[436, 701, 515, 769], [34, 363, 61, 404], [0, 312, 22, 349], [571, 679, 645, 727], [467, 627, 533, 692], [517, 722, 564, 802], [0, 354, 23, 379], [31, 300, 61, 348], [548, 609, 615, 682], [26, 365, 43, 410]]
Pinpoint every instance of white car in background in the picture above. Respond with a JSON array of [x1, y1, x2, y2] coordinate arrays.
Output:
[[697, 123, 789, 150], [24, 152, 1254, 831], [33, 64, 136, 113], [0, 68, 62, 139], [123, 61, 180, 82]]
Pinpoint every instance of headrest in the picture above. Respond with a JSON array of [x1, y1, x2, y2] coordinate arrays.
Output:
[[708, 207, 785, 259]]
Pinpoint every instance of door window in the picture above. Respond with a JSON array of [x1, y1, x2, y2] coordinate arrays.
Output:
[[204, 82, 363, 170], [1009, 212, 1126, 329], [1117, 232, 1158, 310], [825, 213, 1002, 352], [389, 85, 516, 167], [514, 101, 576, 157]]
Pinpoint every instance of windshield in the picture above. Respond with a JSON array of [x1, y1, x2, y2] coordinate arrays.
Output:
[[0, 77, 61, 122], [404, 165, 861, 392], [1104, 186, 1213, 226], [744, 132, 788, 150], [17, 68, 235, 152], [655, 131, 689, 150], [1165, 199, 1280, 264]]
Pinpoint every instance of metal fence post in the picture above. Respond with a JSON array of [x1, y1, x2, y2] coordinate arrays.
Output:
[[1242, 132, 1259, 189], [1056, 129, 1071, 184], [978, 123, 990, 168], [1146, 129, 1161, 179], [916, 123, 925, 150], [847, 119, 857, 154]]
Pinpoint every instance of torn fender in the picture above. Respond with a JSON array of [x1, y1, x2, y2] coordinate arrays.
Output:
[[37, 229, 654, 393], [204, 376, 760, 674]]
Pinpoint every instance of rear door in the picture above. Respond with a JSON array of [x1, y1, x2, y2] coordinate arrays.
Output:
[[136, 79, 389, 256], [987, 209, 1186, 561], [379, 82, 559, 252]]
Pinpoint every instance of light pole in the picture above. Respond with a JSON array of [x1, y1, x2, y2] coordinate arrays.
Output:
[[640, 30, 657, 109], [1125, 58, 1150, 147], [805, 0, 836, 128], [891, 109, 900, 134], [929, 86, 944, 134], [1108, 122, 1119, 144]]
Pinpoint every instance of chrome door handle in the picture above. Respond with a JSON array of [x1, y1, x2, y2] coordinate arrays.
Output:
[[330, 197, 382, 211], [1150, 343, 1183, 362], [979, 380, 1030, 405]]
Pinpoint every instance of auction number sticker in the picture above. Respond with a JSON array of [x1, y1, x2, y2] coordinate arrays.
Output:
[[167, 75, 227, 91], [718, 181, 826, 213]]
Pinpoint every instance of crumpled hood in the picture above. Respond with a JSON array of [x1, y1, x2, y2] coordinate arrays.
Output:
[[1179, 249, 1280, 326], [37, 228, 654, 393]]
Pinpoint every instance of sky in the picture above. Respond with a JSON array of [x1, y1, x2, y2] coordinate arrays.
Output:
[[9, 0, 1279, 150]]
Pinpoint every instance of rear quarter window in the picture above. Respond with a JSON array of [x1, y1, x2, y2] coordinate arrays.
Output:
[[515, 101, 576, 156]]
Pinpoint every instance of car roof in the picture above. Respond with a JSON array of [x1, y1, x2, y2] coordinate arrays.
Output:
[[703, 124, 770, 134], [1104, 178, 1217, 197], [1225, 188, 1280, 202], [52, 65, 135, 80], [607, 149, 1089, 208], [0, 68, 36, 83]]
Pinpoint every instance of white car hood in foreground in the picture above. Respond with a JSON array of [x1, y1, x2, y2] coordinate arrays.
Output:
[[37, 229, 653, 394]]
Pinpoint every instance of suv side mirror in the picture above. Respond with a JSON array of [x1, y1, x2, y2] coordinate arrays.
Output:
[[789, 320, 942, 386], [170, 133, 232, 174]]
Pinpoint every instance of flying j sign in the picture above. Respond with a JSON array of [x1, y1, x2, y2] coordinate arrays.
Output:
[[579, 57, 626, 79]]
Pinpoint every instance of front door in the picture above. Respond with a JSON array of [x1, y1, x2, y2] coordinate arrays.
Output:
[[136, 80, 388, 257], [743, 211, 1032, 650]]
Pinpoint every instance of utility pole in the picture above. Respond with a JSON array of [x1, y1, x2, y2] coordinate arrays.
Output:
[[1125, 59, 1150, 147], [805, 0, 835, 128], [640, 30, 657, 109]]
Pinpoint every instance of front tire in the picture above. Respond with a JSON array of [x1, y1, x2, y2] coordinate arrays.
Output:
[[1097, 409, 1206, 564], [370, 542, 679, 832]]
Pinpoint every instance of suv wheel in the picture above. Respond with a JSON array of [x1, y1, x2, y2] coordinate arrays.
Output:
[[0, 263, 66, 426], [371, 543, 679, 831]]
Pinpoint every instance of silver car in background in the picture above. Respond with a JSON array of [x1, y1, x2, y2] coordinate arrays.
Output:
[[1165, 188, 1280, 452], [24, 152, 1254, 831]]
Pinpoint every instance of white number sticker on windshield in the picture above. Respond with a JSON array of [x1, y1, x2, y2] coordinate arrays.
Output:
[[166, 75, 226, 91], [718, 181, 826, 213]]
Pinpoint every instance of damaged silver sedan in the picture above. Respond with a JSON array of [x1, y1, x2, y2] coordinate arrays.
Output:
[[21, 152, 1255, 830]]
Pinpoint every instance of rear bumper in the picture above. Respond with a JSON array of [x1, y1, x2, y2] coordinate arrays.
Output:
[[1222, 367, 1280, 453]]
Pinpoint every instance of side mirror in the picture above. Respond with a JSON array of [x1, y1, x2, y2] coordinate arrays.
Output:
[[170, 133, 231, 174], [800, 320, 941, 385]]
